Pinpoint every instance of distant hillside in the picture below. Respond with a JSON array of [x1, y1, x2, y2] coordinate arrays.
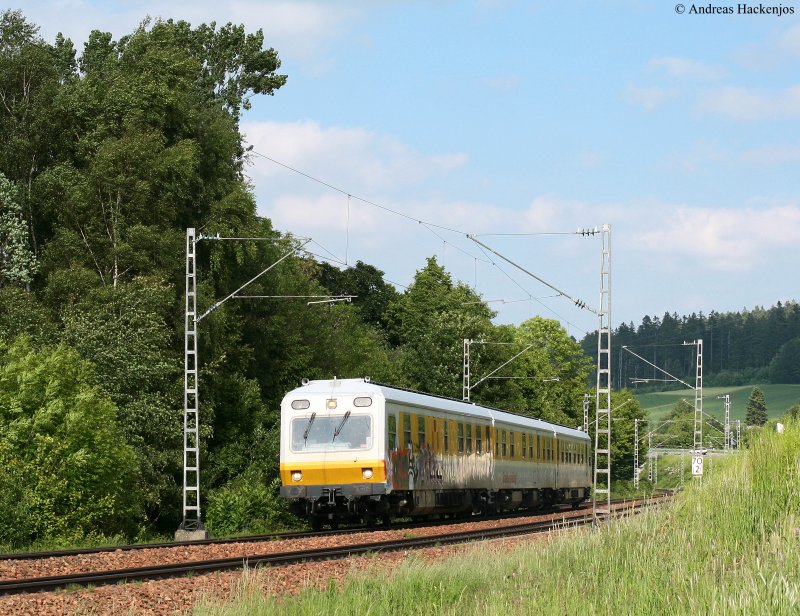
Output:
[[580, 301, 800, 388], [635, 384, 800, 421]]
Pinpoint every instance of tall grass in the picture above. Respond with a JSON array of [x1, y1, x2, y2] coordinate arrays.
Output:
[[196, 423, 800, 615]]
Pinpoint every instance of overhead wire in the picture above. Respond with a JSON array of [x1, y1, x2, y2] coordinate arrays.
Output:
[[253, 149, 600, 333]]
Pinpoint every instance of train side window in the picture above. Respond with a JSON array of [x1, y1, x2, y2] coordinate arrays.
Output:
[[476, 424, 482, 454], [510, 431, 515, 459], [529, 433, 534, 460], [388, 415, 397, 450], [418, 414, 426, 446], [403, 413, 411, 448], [501, 430, 507, 458], [444, 420, 449, 453], [466, 424, 473, 454], [458, 423, 465, 454], [522, 433, 526, 460]]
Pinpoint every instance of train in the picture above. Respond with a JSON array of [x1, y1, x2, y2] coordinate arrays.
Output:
[[279, 377, 591, 529]]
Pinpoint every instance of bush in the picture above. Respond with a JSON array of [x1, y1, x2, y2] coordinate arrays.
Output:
[[0, 337, 141, 548], [205, 471, 298, 536]]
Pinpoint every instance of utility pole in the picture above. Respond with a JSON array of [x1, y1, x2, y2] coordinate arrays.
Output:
[[179, 228, 202, 539], [593, 224, 612, 521], [633, 418, 639, 490], [648, 432, 653, 482], [583, 393, 590, 434], [736, 419, 741, 449], [177, 229, 310, 540], [718, 394, 731, 451], [683, 339, 703, 459], [463, 339, 471, 401]]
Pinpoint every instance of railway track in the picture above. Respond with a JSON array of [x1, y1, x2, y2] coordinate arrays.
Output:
[[0, 496, 669, 563], [0, 497, 668, 596]]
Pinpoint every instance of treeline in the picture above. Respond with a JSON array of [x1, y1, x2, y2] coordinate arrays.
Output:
[[580, 302, 800, 388], [0, 13, 641, 548]]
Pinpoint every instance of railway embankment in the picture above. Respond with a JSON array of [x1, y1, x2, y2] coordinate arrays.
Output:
[[196, 422, 800, 615]]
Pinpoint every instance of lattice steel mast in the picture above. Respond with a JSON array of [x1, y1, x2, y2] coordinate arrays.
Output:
[[179, 228, 203, 535], [633, 418, 640, 489], [593, 224, 612, 519]]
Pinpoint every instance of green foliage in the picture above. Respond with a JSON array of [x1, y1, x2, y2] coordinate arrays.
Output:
[[205, 473, 297, 536], [0, 337, 140, 547], [60, 277, 182, 526], [745, 386, 768, 427], [607, 389, 647, 480], [316, 260, 399, 329], [386, 257, 495, 397], [769, 337, 800, 384], [510, 317, 593, 425], [0, 172, 37, 287], [0, 286, 56, 343], [587, 302, 800, 389]]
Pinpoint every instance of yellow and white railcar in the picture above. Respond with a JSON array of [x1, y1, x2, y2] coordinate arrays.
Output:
[[280, 378, 591, 529]]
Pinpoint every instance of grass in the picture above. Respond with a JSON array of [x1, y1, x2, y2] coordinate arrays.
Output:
[[194, 421, 800, 615], [635, 383, 800, 421]]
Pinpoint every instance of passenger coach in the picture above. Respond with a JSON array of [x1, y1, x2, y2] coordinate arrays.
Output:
[[280, 378, 591, 529]]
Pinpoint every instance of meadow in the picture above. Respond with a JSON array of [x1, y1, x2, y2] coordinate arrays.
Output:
[[635, 383, 800, 421], [195, 422, 800, 615]]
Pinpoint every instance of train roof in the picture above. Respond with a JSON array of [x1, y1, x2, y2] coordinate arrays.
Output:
[[283, 378, 590, 441]]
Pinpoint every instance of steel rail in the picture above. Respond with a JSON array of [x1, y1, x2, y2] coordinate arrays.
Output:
[[0, 496, 670, 562], [0, 498, 668, 596], [0, 501, 598, 562]]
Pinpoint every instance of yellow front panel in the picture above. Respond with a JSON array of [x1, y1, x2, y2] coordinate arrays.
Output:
[[280, 459, 386, 486]]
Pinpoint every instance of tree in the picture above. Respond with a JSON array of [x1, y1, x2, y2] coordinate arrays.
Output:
[[315, 260, 399, 329], [511, 317, 593, 426], [0, 172, 37, 287], [0, 337, 139, 547], [607, 389, 647, 480], [385, 256, 495, 397], [745, 386, 768, 427], [60, 277, 182, 526], [768, 337, 800, 384]]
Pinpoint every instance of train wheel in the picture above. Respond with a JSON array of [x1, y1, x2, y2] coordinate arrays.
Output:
[[309, 516, 323, 531], [381, 513, 391, 527], [329, 519, 339, 530]]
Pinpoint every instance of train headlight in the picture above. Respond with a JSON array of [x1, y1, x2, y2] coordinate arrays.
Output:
[[291, 471, 302, 482], [362, 468, 373, 480]]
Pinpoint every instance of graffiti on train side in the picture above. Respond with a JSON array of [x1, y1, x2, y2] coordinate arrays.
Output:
[[388, 444, 493, 490], [388, 444, 442, 490]]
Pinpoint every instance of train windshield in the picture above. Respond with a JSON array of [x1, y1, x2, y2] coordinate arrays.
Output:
[[291, 414, 372, 451]]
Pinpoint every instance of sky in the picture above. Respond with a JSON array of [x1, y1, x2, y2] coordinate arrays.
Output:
[[13, 0, 800, 337]]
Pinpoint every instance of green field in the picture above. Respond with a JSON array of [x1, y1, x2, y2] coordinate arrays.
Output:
[[635, 383, 800, 421], [196, 422, 800, 615]]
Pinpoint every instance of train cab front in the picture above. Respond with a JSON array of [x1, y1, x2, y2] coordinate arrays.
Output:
[[279, 381, 389, 529]]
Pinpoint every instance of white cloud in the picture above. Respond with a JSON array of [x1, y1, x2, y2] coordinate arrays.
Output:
[[243, 120, 469, 191], [633, 204, 800, 271], [697, 85, 800, 121], [486, 74, 521, 92], [17, 0, 361, 68], [780, 23, 800, 55], [739, 145, 800, 165], [625, 84, 672, 111], [649, 56, 723, 80]]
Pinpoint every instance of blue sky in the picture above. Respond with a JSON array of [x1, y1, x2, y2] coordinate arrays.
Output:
[[15, 1, 800, 336]]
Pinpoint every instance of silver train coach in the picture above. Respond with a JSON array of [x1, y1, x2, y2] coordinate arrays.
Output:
[[280, 378, 591, 528]]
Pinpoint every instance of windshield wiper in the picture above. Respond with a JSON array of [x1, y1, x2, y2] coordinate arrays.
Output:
[[332, 410, 351, 441], [303, 412, 316, 444]]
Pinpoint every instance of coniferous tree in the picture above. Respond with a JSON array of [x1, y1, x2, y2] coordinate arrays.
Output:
[[745, 386, 768, 427]]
